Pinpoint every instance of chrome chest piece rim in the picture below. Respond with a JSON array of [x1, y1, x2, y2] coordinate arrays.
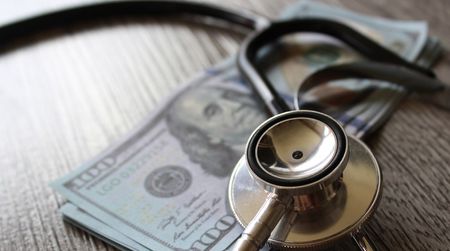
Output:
[[246, 110, 347, 189], [228, 110, 382, 250]]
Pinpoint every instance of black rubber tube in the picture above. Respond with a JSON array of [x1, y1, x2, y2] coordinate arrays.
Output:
[[0, 0, 265, 47], [0, 2, 444, 126]]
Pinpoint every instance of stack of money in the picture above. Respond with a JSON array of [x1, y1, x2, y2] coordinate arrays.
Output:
[[51, 1, 442, 250]]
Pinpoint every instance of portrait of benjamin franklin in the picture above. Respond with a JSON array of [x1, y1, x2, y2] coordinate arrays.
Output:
[[166, 83, 267, 178]]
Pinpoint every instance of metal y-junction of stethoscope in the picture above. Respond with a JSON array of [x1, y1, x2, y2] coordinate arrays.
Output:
[[229, 110, 381, 250]]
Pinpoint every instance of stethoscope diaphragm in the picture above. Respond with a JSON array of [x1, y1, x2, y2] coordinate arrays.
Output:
[[229, 110, 382, 250]]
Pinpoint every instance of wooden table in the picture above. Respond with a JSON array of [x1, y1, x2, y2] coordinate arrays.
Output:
[[0, 1, 448, 250]]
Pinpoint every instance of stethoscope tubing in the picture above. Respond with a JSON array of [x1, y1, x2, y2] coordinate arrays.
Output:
[[0, 0, 266, 47], [0, 1, 443, 123]]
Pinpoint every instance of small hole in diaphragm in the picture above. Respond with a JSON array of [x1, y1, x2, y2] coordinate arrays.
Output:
[[292, 151, 303, 160]]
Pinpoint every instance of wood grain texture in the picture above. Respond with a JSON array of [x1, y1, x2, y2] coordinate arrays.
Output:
[[0, 0, 448, 250]]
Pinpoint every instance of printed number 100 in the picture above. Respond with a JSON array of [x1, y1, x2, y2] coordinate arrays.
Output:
[[190, 215, 237, 251]]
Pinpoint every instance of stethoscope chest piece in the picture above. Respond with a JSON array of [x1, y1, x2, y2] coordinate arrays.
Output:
[[228, 110, 382, 250]]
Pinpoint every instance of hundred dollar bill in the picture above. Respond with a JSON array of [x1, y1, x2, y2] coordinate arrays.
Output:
[[261, 0, 435, 138], [52, 58, 268, 251]]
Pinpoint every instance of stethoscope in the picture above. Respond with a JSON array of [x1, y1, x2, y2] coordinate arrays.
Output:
[[1, 1, 446, 250]]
